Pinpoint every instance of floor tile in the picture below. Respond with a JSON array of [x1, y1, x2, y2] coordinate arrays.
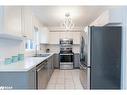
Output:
[[46, 69, 83, 90], [65, 86, 74, 89], [55, 84, 64, 89]]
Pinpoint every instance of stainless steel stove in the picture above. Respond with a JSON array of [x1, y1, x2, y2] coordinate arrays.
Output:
[[59, 39, 74, 69]]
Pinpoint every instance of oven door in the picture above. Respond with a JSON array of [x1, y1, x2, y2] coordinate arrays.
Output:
[[59, 54, 74, 69], [60, 54, 73, 62]]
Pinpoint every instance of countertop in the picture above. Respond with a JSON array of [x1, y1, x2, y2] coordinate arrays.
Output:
[[0, 53, 54, 72]]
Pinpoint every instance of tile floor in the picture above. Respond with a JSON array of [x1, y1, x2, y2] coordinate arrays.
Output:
[[47, 69, 83, 89]]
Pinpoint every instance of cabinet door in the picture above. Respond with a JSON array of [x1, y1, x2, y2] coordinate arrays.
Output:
[[22, 7, 33, 39], [51, 56, 54, 73], [59, 32, 73, 39], [48, 32, 53, 44], [37, 63, 48, 89], [53, 54, 59, 68], [67, 32, 73, 39], [73, 32, 81, 44], [48, 56, 54, 75], [59, 32, 66, 39], [27, 67, 36, 89], [0, 68, 36, 89], [4, 7, 22, 37], [47, 57, 52, 78], [74, 53, 80, 68], [39, 27, 49, 44], [49, 32, 60, 44]]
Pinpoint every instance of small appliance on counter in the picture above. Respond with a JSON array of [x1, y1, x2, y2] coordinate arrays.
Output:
[[59, 38, 74, 69], [46, 49, 50, 53]]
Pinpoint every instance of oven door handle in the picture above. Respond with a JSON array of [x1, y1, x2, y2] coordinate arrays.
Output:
[[60, 54, 73, 55]]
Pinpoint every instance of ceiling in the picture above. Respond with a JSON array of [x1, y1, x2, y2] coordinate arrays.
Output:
[[32, 6, 108, 28]]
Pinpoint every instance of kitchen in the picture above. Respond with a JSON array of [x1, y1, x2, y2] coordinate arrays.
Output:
[[0, 6, 127, 90]]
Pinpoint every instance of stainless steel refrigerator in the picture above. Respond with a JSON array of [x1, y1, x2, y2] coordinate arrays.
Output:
[[79, 26, 121, 89]]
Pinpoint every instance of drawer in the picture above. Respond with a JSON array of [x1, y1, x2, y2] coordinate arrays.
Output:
[[60, 62, 73, 70]]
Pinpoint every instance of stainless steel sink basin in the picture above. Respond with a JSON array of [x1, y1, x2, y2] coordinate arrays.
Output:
[[33, 54, 50, 57]]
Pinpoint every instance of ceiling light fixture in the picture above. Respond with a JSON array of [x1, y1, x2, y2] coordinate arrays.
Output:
[[61, 12, 74, 31]]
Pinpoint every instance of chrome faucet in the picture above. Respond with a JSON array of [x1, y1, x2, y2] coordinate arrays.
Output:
[[35, 44, 40, 56]]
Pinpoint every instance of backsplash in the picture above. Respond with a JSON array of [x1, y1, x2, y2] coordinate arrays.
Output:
[[72, 45, 80, 53], [40, 44, 80, 53]]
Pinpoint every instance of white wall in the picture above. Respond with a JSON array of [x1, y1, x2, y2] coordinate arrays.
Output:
[[0, 7, 4, 33], [0, 38, 24, 62], [0, 38, 37, 62], [121, 7, 127, 89]]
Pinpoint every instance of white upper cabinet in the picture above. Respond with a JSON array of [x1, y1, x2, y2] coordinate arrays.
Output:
[[0, 6, 35, 40], [72, 32, 81, 44], [49, 32, 60, 44], [0, 6, 22, 37], [59, 32, 81, 44], [39, 27, 49, 44], [32, 16, 49, 44], [90, 7, 123, 26], [49, 31, 81, 44], [21, 7, 33, 40]]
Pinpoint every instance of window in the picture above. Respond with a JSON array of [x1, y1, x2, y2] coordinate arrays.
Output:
[[25, 26, 39, 51], [25, 40, 35, 50]]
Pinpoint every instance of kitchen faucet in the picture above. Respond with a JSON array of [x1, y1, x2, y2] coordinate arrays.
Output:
[[35, 44, 40, 56]]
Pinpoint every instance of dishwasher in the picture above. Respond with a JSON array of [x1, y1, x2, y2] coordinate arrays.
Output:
[[36, 60, 49, 89]]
